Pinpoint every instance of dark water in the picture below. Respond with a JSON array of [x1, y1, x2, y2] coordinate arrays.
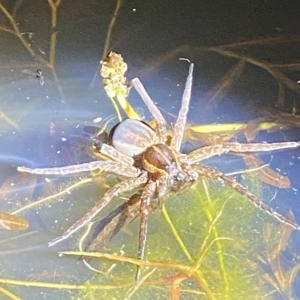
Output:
[[0, 0, 300, 299]]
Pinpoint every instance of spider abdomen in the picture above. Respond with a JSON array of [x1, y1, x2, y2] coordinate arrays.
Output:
[[108, 119, 158, 157]]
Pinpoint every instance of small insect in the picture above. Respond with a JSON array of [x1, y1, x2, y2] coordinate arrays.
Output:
[[21, 69, 44, 86], [36, 69, 44, 86], [18, 60, 300, 282]]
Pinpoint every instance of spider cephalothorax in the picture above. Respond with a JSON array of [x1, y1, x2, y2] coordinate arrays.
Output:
[[18, 61, 300, 281]]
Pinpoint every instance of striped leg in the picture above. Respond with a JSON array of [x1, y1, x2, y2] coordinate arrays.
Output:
[[49, 173, 148, 247], [193, 164, 300, 230], [135, 180, 156, 282], [18, 160, 140, 178], [188, 141, 300, 164]]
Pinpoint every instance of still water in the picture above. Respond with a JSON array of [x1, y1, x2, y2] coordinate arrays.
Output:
[[0, 0, 300, 299]]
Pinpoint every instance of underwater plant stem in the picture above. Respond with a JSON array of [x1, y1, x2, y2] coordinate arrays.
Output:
[[90, 0, 124, 88], [47, 0, 63, 67], [161, 205, 215, 299], [206, 46, 300, 96], [50, 65, 67, 102], [0, 1, 67, 103], [11, 178, 92, 215], [125, 268, 157, 299], [102, 0, 124, 61], [195, 180, 230, 298], [0, 3, 45, 63], [171, 274, 187, 300], [0, 24, 16, 35], [45, 0, 69, 103], [205, 59, 246, 107], [0, 277, 132, 290], [0, 111, 19, 129], [0, 285, 21, 300], [49, 9, 58, 68], [0, 3, 53, 67], [115, 95, 142, 120], [110, 97, 123, 122], [62, 250, 216, 298], [47, 0, 63, 10], [161, 205, 193, 262], [62, 250, 192, 272]]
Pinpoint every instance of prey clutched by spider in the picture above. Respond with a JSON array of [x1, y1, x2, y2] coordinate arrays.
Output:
[[18, 53, 300, 282]]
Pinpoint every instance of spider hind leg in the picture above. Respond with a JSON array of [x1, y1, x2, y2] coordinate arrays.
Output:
[[194, 164, 300, 230], [135, 180, 157, 282]]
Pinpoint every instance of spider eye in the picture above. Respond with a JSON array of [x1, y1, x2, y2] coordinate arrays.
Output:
[[108, 119, 158, 157]]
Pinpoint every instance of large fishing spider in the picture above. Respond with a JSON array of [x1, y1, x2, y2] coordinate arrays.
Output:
[[18, 60, 300, 281]]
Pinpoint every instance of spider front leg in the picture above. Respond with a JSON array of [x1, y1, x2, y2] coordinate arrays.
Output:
[[131, 78, 168, 143], [171, 63, 194, 151], [49, 173, 148, 246], [193, 164, 300, 230], [17, 160, 140, 177], [135, 180, 157, 282]]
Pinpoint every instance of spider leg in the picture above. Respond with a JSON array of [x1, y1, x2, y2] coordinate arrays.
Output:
[[135, 180, 157, 282], [193, 164, 300, 230], [49, 172, 148, 247], [84, 193, 142, 252], [131, 78, 167, 143], [171, 63, 194, 151], [225, 141, 300, 153], [101, 144, 134, 165], [188, 141, 300, 163], [17, 161, 140, 177], [188, 145, 226, 163]]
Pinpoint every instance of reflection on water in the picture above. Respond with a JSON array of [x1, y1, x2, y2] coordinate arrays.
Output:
[[0, 0, 300, 299]]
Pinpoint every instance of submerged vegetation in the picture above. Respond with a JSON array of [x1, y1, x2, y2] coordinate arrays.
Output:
[[74, 175, 277, 299], [2, 175, 290, 299], [0, 0, 300, 299]]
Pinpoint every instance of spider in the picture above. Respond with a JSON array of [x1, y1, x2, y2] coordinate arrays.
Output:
[[18, 61, 300, 282]]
